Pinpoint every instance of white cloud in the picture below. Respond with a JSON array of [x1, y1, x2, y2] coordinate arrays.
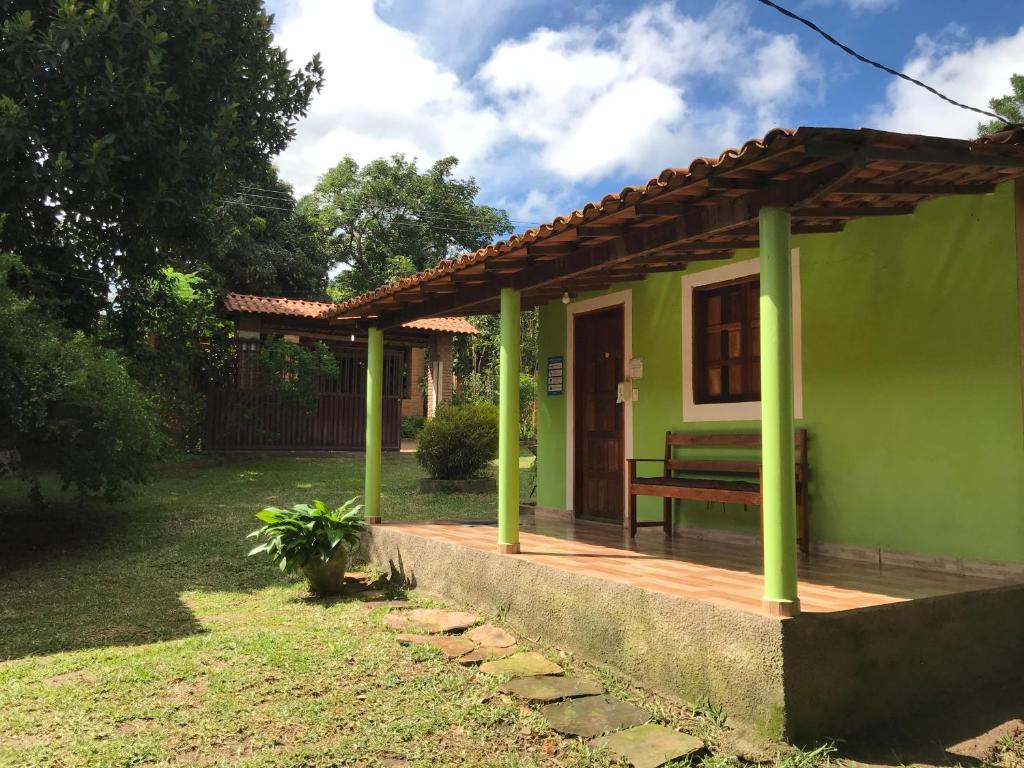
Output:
[[867, 26, 1024, 137], [476, 1, 816, 184], [273, 0, 499, 194], [273, 0, 820, 211]]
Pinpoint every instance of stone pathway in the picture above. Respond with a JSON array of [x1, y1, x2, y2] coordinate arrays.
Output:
[[381, 604, 705, 767]]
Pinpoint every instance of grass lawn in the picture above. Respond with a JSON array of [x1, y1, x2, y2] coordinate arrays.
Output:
[[2, 452, 1019, 768], [1, 451, 706, 768]]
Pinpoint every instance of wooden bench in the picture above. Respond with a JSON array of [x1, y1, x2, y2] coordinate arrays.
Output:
[[627, 430, 809, 556]]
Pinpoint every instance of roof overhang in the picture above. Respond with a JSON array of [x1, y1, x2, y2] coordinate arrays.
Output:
[[322, 126, 1024, 329], [223, 293, 478, 335]]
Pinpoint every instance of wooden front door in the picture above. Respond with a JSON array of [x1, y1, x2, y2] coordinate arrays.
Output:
[[573, 306, 625, 522]]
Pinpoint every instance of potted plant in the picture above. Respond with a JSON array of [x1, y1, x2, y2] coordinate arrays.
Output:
[[246, 498, 366, 595]]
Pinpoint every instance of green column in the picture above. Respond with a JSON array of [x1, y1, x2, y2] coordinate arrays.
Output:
[[498, 287, 521, 554], [364, 326, 383, 524], [759, 207, 800, 617]]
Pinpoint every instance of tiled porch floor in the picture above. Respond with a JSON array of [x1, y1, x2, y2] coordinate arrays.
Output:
[[381, 515, 1017, 615]]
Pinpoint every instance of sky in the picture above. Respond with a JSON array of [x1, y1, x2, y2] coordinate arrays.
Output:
[[265, 0, 1024, 231]]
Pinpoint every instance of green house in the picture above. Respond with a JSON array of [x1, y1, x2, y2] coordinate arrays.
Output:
[[333, 127, 1024, 741]]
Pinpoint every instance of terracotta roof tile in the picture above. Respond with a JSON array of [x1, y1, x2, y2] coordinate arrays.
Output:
[[326, 127, 801, 315], [223, 293, 478, 334], [324, 125, 1024, 319]]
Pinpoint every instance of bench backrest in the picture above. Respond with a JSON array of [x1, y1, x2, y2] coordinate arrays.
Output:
[[663, 430, 807, 478]]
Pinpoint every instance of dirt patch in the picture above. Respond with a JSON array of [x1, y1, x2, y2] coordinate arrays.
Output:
[[164, 677, 209, 707], [115, 718, 158, 737], [949, 719, 1024, 767], [44, 669, 97, 686]]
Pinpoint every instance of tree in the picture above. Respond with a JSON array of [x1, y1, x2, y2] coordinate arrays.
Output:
[[0, 0, 324, 328], [299, 154, 513, 300], [979, 74, 1024, 135], [199, 169, 331, 299], [0, 253, 163, 501]]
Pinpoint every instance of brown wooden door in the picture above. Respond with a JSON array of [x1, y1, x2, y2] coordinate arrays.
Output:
[[573, 306, 625, 522]]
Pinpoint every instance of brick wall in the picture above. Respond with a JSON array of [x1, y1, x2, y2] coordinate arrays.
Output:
[[426, 334, 454, 417], [401, 346, 426, 418]]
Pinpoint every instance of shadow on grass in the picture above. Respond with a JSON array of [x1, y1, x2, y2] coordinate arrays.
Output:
[[0, 493, 285, 661]]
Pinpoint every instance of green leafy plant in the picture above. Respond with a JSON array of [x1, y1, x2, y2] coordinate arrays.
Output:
[[691, 694, 728, 727], [416, 403, 499, 480], [247, 498, 365, 575], [401, 415, 425, 439], [255, 337, 339, 413]]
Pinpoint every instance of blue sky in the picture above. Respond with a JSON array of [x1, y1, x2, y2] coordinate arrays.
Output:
[[266, 0, 1024, 231]]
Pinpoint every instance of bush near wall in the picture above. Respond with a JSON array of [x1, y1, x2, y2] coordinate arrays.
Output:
[[0, 254, 164, 501], [415, 404, 498, 480]]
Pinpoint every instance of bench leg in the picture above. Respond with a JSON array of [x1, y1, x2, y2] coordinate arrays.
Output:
[[628, 492, 637, 538], [798, 480, 809, 559], [662, 497, 673, 537]]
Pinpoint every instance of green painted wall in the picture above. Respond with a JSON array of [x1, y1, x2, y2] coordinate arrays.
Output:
[[536, 183, 1024, 564]]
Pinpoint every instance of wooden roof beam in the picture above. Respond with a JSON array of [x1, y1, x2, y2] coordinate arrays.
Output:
[[806, 138, 1024, 168], [792, 204, 915, 218], [576, 223, 631, 237], [836, 181, 996, 196], [374, 162, 862, 328]]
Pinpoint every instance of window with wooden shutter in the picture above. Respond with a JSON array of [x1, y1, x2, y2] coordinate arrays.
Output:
[[692, 274, 760, 403]]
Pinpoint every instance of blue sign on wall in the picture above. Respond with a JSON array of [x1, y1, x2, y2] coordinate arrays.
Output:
[[547, 355, 564, 396]]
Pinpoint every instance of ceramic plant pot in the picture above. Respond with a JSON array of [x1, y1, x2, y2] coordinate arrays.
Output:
[[301, 544, 349, 596]]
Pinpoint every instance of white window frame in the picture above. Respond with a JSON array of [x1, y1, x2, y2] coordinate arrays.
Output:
[[681, 250, 804, 422], [564, 289, 633, 516]]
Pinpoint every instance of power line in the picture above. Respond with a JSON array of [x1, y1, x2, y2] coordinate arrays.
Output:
[[753, 0, 1019, 127]]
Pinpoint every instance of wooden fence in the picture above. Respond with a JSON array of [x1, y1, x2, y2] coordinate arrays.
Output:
[[206, 389, 401, 451]]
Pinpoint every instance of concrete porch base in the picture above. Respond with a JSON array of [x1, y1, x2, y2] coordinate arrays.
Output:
[[360, 524, 1024, 743]]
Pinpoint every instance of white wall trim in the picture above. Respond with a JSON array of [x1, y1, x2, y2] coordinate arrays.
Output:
[[680, 250, 804, 422], [565, 290, 633, 518]]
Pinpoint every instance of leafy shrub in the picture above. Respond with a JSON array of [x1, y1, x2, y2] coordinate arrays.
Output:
[[256, 336, 338, 413], [0, 253, 164, 501], [519, 372, 536, 440], [416, 403, 499, 480], [401, 415, 425, 439], [108, 267, 234, 452], [247, 498, 365, 573]]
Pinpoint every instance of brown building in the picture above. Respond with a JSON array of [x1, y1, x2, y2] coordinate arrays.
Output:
[[210, 293, 477, 451]]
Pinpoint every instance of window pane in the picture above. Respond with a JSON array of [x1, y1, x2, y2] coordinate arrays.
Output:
[[707, 367, 722, 397]]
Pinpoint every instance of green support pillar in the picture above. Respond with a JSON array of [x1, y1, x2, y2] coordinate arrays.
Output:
[[364, 326, 383, 525], [759, 206, 800, 617], [498, 287, 521, 554]]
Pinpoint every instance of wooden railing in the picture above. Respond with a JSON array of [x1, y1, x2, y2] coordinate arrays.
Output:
[[206, 389, 401, 451]]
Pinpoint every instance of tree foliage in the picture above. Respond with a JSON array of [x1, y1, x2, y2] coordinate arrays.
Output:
[[299, 154, 512, 300], [199, 169, 332, 298], [106, 267, 235, 451], [0, 0, 324, 327], [0, 253, 163, 501], [979, 74, 1024, 135]]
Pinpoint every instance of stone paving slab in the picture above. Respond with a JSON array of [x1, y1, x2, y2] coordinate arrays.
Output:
[[541, 695, 650, 738], [478, 652, 564, 678], [498, 676, 604, 702], [396, 633, 476, 659], [465, 624, 516, 648], [383, 608, 481, 634], [457, 644, 518, 665], [590, 723, 704, 768]]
